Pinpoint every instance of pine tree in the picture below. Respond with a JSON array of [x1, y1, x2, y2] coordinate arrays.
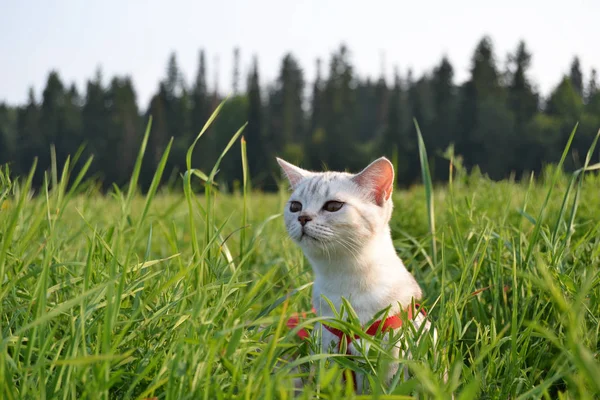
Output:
[[16, 89, 41, 176], [191, 50, 209, 132], [430, 56, 457, 180], [356, 78, 374, 142], [374, 75, 388, 140], [507, 41, 539, 176], [407, 72, 433, 145], [233, 48, 240, 95], [457, 36, 515, 178], [160, 53, 191, 177], [309, 58, 323, 137], [144, 83, 170, 188], [406, 70, 434, 181], [569, 57, 584, 98], [0, 103, 17, 166], [581, 68, 600, 164], [164, 53, 182, 99], [457, 37, 495, 161], [246, 56, 264, 185], [507, 41, 538, 125], [82, 69, 111, 181], [322, 45, 359, 171], [280, 54, 305, 144], [382, 68, 409, 184], [40, 72, 66, 159], [40, 71, 80, 176], [107, 77, 140, 185], [190, 49, 212, 171], [268, 53, 305, 157], [58, 83, 83, 166], [546, 77, 585, 167], [546, 77, 584, 121], [306, 58, 326, 170], [356, 75, 387, 142], [586, 69, 598, 105]]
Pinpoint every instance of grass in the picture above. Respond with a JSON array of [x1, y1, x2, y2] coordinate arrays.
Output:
[[1, 104, 600, 399]]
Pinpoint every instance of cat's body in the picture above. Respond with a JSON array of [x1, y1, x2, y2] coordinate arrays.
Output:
[[277, 157, 434, 392]]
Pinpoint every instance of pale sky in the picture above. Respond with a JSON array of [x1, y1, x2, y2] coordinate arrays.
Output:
[[1, 0, 599, 109]]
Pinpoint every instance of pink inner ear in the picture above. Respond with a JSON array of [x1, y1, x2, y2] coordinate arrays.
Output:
[[352, 158, 394, 206]]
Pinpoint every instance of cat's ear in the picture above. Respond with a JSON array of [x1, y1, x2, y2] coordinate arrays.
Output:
[[276, 158, 310, 189], [352, 157, 395, 206]]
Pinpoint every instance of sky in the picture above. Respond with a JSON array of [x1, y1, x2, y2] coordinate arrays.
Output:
[[1, 0, 599, 110]]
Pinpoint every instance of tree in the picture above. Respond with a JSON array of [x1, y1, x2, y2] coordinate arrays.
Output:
[[267, 53, 305, 159], [356, 76, 387, 143], [190, 49, 213, 172], [16, 89, 41, 176], [164, 53, 183, 99], [233, 47, 241, 95], [471, 97, 515, 179], [4, 40, 600, 188], [356, 79, 373, 142], [144, 83, 169, 188], [0, 103, 17, 166], [586, 69, 598, 105], [37, 72, 84, 180], [212, 96, 247, 189], [309, 58, 323, 137], [373, 75, 388, 140], [246, 56, 264, 185], [430, 56, 457, 180], [305, 58, 326, 171], [159, 53, 191, 179], [546, 77, 584, 122], [546, 77, 585, 168], [58, 84, 83, 167], [507, 41, 538, 125], [522, 114, 563, 173], [507, 41, 539, 176], [322, 45, 360, 171], [407, 72, 434, 145], [382, 68, 411, 184], [82, 69, 111, 183], [456, 36, 513, 174], [107, 77, 140, 185], [40, 72, 67, 172], [569, 57, 584, 98]]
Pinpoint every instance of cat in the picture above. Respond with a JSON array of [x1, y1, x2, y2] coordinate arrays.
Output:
[[277, 156, 436, 393]]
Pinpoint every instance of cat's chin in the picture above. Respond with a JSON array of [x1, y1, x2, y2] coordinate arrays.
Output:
[[295, 236, 324, 253]]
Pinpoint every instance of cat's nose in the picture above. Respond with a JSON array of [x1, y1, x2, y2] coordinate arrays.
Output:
[[298, 215, 312, 226]]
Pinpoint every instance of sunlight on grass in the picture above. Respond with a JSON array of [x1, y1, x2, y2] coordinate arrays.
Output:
[[0, 102, 599, 399]]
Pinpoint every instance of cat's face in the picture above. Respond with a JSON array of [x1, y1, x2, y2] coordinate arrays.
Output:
[[277, 157, 395, 259]]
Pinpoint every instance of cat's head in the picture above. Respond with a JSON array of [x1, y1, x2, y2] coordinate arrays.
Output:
[[277, 157, 395, 259]]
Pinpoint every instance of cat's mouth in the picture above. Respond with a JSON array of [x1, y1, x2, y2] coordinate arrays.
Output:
[[300, 231, 317, 241]]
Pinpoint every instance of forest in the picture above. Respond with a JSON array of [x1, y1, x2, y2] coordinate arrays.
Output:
[[0, 36, 599, 191]]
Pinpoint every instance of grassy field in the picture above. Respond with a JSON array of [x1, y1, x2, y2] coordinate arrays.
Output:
[[1, 116, 600, 399]]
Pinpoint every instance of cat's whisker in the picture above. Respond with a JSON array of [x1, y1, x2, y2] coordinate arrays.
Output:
[[334, 236, 362, 262], [317, 236, 333, 262]]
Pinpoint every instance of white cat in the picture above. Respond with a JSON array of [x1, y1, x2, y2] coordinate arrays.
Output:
[[277, 156, 436, 393]]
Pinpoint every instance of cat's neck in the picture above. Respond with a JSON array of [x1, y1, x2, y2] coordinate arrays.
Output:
[[307, 228, 423, 321]]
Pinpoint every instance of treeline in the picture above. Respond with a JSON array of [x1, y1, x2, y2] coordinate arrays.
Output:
[[0, 36, 599, 191]]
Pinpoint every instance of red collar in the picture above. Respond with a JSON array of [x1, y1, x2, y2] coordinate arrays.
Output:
[[286, 303, 426, 390], [286, 303, 426, 344]]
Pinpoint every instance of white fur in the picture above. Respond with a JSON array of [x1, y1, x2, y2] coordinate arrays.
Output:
[[277, 157, 435, 392]]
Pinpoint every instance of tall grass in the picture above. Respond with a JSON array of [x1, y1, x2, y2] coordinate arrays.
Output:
[[0, 102, 599, 399]]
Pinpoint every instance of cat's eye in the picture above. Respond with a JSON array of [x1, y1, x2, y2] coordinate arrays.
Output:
[[289, 201, 302, 213], [323, 201, 344, 212]]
